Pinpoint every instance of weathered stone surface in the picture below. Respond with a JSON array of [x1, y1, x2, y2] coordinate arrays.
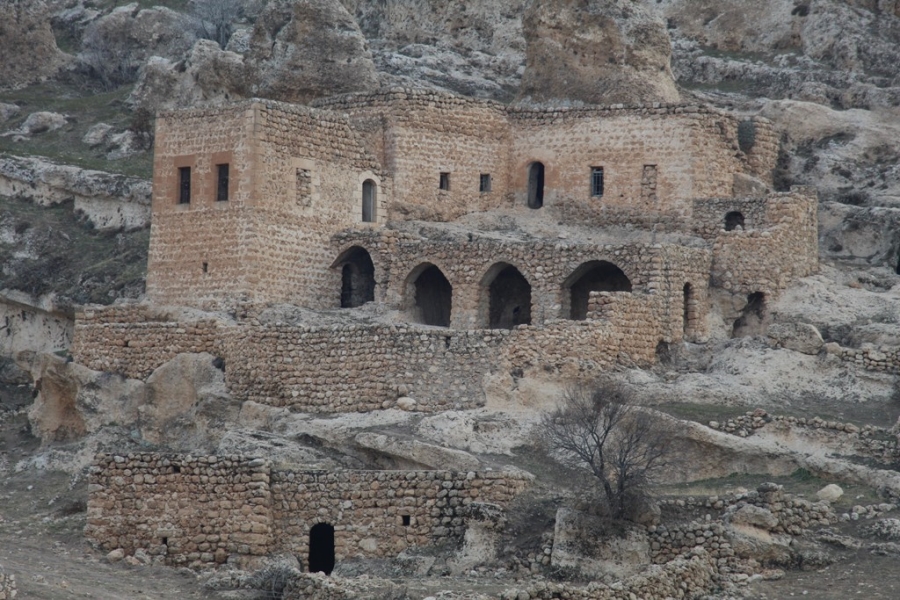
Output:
[[550, 508, 651, 579], [817, 483, 844, 503], [2, 111, 66, 137], [768, 322, 824, 355], [0, 103, 20, 123], [520, 0, 680, 105], [353, 432, 480, 471], [727, 504, 779, 530], [0, 0, 69, 90]]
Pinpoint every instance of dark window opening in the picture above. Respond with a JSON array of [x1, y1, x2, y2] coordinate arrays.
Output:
[[202, 262, 208, 273], [527, 162, 544, 209], [338, 247, 376, 308], [178, 167, 191, 204], [732, 292, 767, 338], [362, 179, 377, 222], [162, 537, 168, 546], [402, 515, 411, 526], [412, 265, 452, 327], [656, 340, 671, 364], [439, 172, 451, 191], [682, 283, 693, 336], [725, 211, 745, 231], [308, 523, 335, 575], [172, 465, 181, 474], [487, 265, 532, 329], [591, 167, 604, 197], [480, 174, 492, 193], [564, 261, 632, 320], [216, 164, 229, 201]]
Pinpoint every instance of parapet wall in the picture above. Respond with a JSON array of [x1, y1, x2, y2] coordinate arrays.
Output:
[[86, 453, 530, 568]]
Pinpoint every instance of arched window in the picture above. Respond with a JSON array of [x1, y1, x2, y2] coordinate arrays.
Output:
[[334, 246, 375, 308], [408, 264, 452, 327], [724, 211, 745, 231], [563, 261, 632, 320], [362, 179, 377, 222], [527, 162, 545, 209], [482, 264, 532, 329], [308, 523, 335, 575]]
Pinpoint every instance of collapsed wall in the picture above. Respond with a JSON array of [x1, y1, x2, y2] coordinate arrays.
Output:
[[86, 453, 530, 568]]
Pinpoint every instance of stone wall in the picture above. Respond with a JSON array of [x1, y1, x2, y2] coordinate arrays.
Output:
[[86, 453, 529, 569], [835, 344, 900, 374], [0, 571, 15, 600], [0, 293, 72, 358]]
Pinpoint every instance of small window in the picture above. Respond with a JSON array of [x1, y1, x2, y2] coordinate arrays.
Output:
[[216, 164, 229, 202], [439, 172, 450, 191], [480, 174, 492, 193], [362, 179, 376, 222], [591, 167, 604, 197], [402, 515, 411, 526], [178, 167, 191, 204], [202, 262, 208, 273]]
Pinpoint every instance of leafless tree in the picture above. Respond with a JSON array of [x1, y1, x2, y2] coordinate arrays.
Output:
[[540, 380, 673, 520], [190, 0, 249, 49]]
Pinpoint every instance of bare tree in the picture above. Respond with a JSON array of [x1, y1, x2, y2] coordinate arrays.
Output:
[[540, 380, 673, 520], [190, 0, 248, 49]]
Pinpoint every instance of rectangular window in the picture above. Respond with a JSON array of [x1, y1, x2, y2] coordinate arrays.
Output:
[[479, 173, 492, 193], [216, 164, 229, 202], [402, 515, 411, 526], [178, 167, 191, 204], [439, 172, 450, 191], [591, 167, 604, 197]]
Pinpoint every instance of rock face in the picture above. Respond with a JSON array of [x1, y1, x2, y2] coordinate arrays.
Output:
[[550, 508, 651, 578], [0, 0, 69, 90], [768, 322, 824, 355], [245, 0, 378, 103], [520, 0, 680, 105]]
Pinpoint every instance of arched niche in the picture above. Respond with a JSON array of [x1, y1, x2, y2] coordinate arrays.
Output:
[[481, 263, 532, 329], [563, 260, 632, 320], [333, 246, 375, 308]]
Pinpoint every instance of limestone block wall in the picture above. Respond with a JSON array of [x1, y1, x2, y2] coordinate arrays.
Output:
[[86, 454, 273, 567], [270, 469, 530, 561], [86, 453, 530, 569]]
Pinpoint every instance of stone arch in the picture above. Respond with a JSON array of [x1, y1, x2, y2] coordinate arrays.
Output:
[[308, 522, 335, 575], [405, 263, 452, 327], [362, 179, 377, 222], [563, 260, 632, 320], [333, 246, 375, 308], [725, 211, 745, 231], [732, 292, 767, 338], [480, 263, 532, 329], [527, 162, 545, 209]]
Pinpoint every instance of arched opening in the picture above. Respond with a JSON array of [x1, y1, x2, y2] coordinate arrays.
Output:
[[527, 162, 545, 209], [724, 211, 745, 231], [362, 179, 377, 222], [411, 264, 452, 327], [335, 246, 375, 308], [564, 261, 632, 320], [682, 283, 693, 336], [732, 292, 767, 338], [308, 523, 335, 575], [485, 264, 532, 329]]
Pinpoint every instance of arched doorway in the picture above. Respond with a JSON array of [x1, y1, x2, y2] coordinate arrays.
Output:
[[335, 246, 375, 308], [724, 211, 745, 231], [563, 261, 632, 320], [410, 264, 452, 327], [308, 523, 335, 575], [484, 264, 532, 329], [527, 162, 545, 209], [362, 179, 377, 222]]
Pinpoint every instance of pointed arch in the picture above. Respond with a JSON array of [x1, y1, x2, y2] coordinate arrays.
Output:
[[480, 263, 532, 329], [405, 263, 452, 327], [332, 246, 375, 308], [562, 260, 632, 320]]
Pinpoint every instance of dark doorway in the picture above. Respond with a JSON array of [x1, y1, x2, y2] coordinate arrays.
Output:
[[564, 261, 632, 320], [527, 162, 545, 209], [362, 179, 377, 222], [337, 247, 375, 308], [413, 265, 452, 327], [487, 265, 532, 329], [682, 283, 693, 335], [308, 523, 335, 575], [725, 211, 745, 231], [732, 292, 766, 338]]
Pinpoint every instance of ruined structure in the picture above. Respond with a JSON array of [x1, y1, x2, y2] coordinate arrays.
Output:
[[81, 89, 819, 568]]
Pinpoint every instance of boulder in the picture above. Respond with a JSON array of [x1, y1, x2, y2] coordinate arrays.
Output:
[[0, 103, 20, 123], [727, 504, 779, 530], [3, 112, 67, 137], [396, 396, 417, 411], [142, 352, 239, 452], [82, 123, 114, 148], [817, 483, 844, 503], [727, 523, 793, 565], [0, 0, 69, 90], [768, 323, 825, 355], [550, 508, 651, 579], [520, 0, 680, 105], [245, 0, 378, 103]]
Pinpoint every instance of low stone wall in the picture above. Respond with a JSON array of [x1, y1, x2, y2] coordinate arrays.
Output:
[[835, 344, 900, 374], [86, 453, 530, 569], [0, 572, 15, 600]]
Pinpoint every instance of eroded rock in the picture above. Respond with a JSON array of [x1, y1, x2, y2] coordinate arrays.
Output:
[[0, 0, 69, 90]]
